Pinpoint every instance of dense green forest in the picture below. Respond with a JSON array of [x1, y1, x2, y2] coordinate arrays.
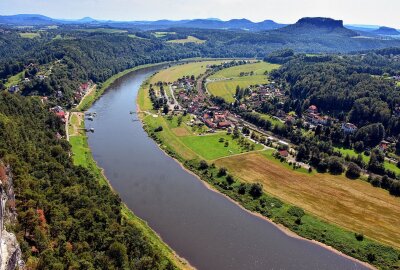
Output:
[[0, 93, 175, 269], [270, 50, 400, 136], [1, 22, 400, 267], [2, 23, 400, 108]]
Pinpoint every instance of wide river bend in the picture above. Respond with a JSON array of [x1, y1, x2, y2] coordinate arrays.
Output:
[[86, 65, 369, 270]]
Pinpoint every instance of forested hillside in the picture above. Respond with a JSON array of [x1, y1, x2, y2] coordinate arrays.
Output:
[[271, 51, 400, 137], [0, 93, 176, 269], [2, 23, 400, 107]]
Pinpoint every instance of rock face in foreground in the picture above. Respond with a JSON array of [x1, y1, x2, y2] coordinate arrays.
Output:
[[0, 163, 24, 270]]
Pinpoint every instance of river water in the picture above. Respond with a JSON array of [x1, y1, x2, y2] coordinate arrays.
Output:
[[86, 66, 369, 270]]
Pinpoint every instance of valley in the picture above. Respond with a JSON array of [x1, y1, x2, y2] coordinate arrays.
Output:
[[0, 11, 400, 270]]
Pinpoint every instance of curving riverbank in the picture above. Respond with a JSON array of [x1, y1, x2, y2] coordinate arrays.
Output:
[[136, 65, 399, 270], [68, 63, 195, 270], [71, 60, 399, 270], [84, 64, 373, 269]]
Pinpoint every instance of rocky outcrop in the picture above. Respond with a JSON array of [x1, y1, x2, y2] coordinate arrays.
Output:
[[0, 163, 24, 270], [296, 17, 344, 28], [373, 26, 400, 36]]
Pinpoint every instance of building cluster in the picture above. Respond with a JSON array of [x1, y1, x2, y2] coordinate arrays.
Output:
[[202, 110, 232, 129], [240, 83, 285, 110], [74, 81, 93, 103], [304, 105, 359, 134], [50, 106, 66, 122], [304, 105, 331, 126]]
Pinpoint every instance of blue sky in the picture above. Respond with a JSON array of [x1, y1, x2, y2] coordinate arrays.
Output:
[[0, 0, 399, 28]]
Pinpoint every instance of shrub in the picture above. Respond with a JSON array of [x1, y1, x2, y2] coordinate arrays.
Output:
[[198, 160, 208, 170], [287, 206, 305, 218], [355, 233, 364, 241], [328, 156, 344, 175], [238, 183, 246, 194], [249, 183, 263, 198], [346, 162, 361, 179], [226, 174, 234, 185], [217, 167, 227, 177], [154, 126, 163, 132]]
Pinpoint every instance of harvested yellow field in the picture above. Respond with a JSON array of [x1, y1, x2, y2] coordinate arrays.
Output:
[[215, 151, 400, 249]]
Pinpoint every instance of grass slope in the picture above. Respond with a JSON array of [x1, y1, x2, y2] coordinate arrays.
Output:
[[209, 61, 280, 79], [180, 134, 263, 160], [167, 36, 206, 44], [207, 62, 280, 102], [151, 60, 225, 84], [5, 71, 24, 88], [335, 147, 400, 175], [19, 32, 40, 38]]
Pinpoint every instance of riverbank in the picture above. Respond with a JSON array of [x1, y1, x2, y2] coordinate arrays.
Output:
[[68, 64, 195, 270], [137, 70, 400, 270]]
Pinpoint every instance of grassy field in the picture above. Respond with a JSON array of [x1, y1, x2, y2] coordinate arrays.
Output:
[[5, 71, 24, 88], [150, 60, 226, 84], [153, 31, 176, 38], [19, 32, 40, 38], [209, 61, 280, 79], [167, 36, 206, 44], [128, 34, 147, 39], [215, 151, 400, 249], [68, 114, 191, 269], [207, 75, 267, 102], [180, 134, 263, 160], [260, 149, 310, 174], [254, 111, 284, 128], [207, 61, 280, 102], [335, 147, 400, 175], [142, 112, 261, 161]]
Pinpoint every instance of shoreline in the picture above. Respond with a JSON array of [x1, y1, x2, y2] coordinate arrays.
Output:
[[136, 74, 376, 270], [68, 62, 197, 270]]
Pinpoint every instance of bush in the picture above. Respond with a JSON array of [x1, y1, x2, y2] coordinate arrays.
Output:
[[317, 159, 328, 173], [287, 206, 305, 218], [198, 160, 208, 170], [249, 183, 263, 198], [154, 126, 163, 132], [226, 174, 234, 185], [355, 233, 364, 241], [217, 167, 227, 177], [238, 183, 246, 194], [328, 156, 344, 175], [346, 162, 361, 179]]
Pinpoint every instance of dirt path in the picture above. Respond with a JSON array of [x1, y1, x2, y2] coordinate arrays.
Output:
[[67, 112, 84, 139]]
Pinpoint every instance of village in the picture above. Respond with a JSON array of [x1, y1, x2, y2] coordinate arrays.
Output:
[[148, 63, 400, 169]]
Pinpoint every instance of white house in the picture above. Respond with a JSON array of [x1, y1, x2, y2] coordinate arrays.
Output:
[[341, 122, 358, 134]]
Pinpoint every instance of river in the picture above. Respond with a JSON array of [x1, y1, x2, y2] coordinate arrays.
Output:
[[86, 65, 369, 270]]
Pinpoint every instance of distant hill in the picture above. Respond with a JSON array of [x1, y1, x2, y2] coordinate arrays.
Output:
[[0, 14, 285, 31], [219, 17, 400, 53], [276, 17, 357, 37], [0, 14, 56, 25], [373, 26, 400, 35]]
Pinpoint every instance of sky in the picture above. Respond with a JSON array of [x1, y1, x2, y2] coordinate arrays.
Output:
[[0, 0, 399, 28]]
